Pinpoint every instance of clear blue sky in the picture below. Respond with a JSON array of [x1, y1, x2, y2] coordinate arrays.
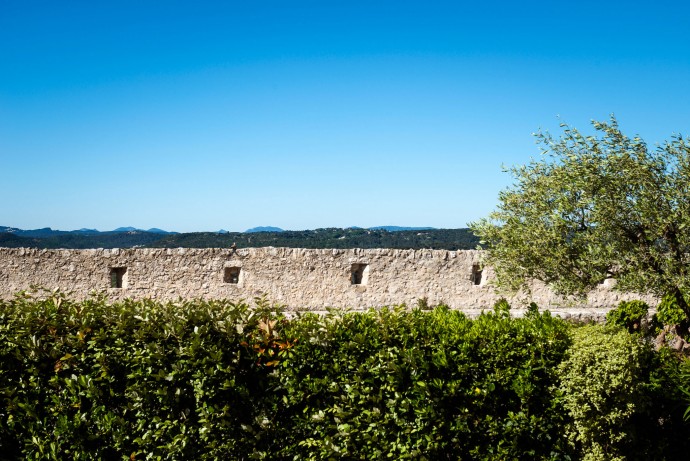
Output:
[[2, 1, 689, 232]]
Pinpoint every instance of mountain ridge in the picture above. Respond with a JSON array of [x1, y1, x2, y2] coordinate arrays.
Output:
[[0, 226, 479, 251], [0, 226, 178, 237]]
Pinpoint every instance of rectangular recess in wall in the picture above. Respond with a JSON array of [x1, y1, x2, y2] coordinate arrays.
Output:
[[110, 267, 127, 289], [224, 267, 241, 284], [471, 264, 483, 286], [351, 263, 369, 285]]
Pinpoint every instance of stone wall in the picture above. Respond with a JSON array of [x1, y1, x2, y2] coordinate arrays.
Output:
[[0, 247, 655, 315]]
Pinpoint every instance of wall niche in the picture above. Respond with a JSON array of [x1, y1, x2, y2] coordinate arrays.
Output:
[[224, 266, 241, 284], [110, 267, 127, 288], [351, 263, 369, 285], [471, 264, 483, 286]]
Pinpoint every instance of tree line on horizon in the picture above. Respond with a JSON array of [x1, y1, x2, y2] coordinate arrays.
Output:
[[0, 227, 480, 251]]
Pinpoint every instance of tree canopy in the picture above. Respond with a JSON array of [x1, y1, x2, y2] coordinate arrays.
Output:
[[471, 117, 690, 317]]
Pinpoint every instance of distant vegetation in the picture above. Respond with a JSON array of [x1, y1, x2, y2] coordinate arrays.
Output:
[[0, 227, 480, 250], [151, 228, 479, 250], [244, 226, 285, 233], [0, 231, 164, 249]]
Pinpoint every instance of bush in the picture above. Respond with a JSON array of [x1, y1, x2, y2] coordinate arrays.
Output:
[[656, 293, 688, 328], [557, 324, 690, 461], [605, 300, 649, 334], [273, 304, 573, 460], [0, 291, 282, 459], [1, 292, 689, 459], [558, 325, 647, 460]]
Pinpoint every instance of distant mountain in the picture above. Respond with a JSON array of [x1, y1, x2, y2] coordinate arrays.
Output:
[[74, 228, 100, 234], [150, 228, 480, 251], [112, 227, 138, 232], [1, 225, 479, 250], [0, 230, 165, 249], [245, 226, 284, 233], [0, 227, 68, 238], [3, 225, 435, 236], [146, 228, 176, 234], [109, 227, 176, 234], [368, 226, 436, 232], [2, 225, 176, 236], [2, 226, 100, 237]]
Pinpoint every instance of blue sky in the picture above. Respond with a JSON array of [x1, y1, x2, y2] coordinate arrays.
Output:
[[2, 1, 689, 232]]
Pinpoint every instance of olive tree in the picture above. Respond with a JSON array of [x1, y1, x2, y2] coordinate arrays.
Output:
[[470, 117, 690, 318]]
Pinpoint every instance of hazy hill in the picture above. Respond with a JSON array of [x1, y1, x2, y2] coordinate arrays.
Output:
[[0, 231, 166, 249], [0, 233, 42, 247], [245, 226, 284, 233], [368, 226, 436, 232], [0, 226, 480, 250], [150, 228, 479, 250]]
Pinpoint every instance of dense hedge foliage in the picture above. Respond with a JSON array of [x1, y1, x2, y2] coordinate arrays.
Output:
[[558, 325, 688, 460], [1, 292, 689, 460], [274, 303, 571, 460]]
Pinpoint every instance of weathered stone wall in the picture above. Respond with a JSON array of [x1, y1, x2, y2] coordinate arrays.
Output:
[[0, 247, 656, 315]]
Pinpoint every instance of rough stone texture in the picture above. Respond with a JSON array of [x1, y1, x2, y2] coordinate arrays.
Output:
[[0, 247, 657, 315]]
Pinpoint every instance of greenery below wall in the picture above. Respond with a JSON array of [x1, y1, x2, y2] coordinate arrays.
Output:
[[1, 292, 689, 460], [0, 227, 480, 250]]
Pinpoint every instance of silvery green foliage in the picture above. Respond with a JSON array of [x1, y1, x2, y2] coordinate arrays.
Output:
[[471, 117, 690, 316], [557, 325, 649, 461]]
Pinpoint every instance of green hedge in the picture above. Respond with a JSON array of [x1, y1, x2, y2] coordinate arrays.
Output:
[[1, 292, 688, 460], [0, 292, 279, 460], [273, 305, 571, 460]]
